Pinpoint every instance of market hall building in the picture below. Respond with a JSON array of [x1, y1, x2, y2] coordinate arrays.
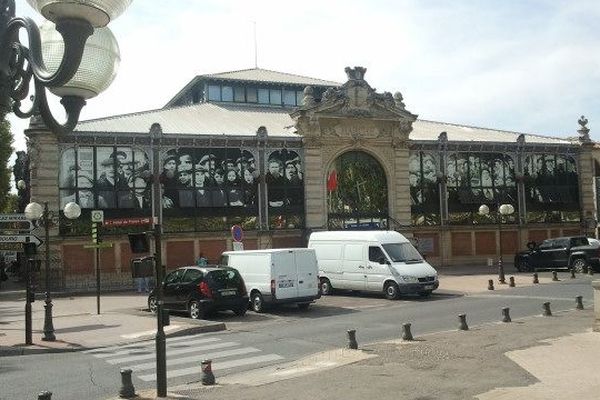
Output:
[[23, 66, 600, 290]]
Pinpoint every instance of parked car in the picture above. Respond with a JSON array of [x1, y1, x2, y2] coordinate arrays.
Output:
[[148, 266, 249, 319], [221, 248, 320, 312], [308, 230, 439, 299], [514, 236, 600, 273]]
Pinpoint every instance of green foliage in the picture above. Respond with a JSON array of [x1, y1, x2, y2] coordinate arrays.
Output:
[[0, 118, 14, 212], [1, 193, 18, 213]]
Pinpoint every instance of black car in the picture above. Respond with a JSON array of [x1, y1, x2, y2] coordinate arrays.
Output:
[[514, 236, 600, 273], [148, 266, 249, 319]]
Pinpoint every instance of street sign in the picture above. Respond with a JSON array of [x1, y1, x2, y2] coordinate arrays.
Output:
[[232, 241, 244, 251], [231, 224, 244, 242], [0, 242, 24, 252], [83, 242, 113, 249], [0, 214, 33, 232], [0, 234, 42, 246], [104, 217, 151, 227], [91, 210, 104, 223]]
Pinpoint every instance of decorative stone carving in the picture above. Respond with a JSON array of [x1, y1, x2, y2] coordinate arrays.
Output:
[[578, 115, 591, 143], [302, 86, 317, 108], [394, 92, 406, 110]]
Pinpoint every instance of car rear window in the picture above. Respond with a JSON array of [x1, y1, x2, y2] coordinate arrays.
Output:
[[206, 269, 243, 289]]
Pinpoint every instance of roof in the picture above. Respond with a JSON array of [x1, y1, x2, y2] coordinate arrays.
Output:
[[411, 119, 573, 145], [165, 68, 341, 107], [308, 230, 409, 243], [75, 104, 574, 145], [75, 102, 298, 138]]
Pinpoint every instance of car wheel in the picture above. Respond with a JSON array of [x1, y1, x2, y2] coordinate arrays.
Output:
[[572, 258, 588, 273], [233, 306, 247, 317], [148, 296, 157, 313], [297, 302, 310, 311], [188, 300, 205, 319], [251, 292, 265, 313], [384, 282, 400, 300], [320, 278, 333, 295], [516, 259, 531, 272]]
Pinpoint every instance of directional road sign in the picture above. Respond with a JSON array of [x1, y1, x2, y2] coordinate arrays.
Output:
[[0, 234, 43, 246], [91, 210, 104, 223], [0, 214, 34, 232]]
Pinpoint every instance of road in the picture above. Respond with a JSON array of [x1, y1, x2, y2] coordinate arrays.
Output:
[[0, 275, 594, 400]]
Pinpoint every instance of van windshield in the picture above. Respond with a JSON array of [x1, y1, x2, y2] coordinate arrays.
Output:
[[382, 243, 423, 263]]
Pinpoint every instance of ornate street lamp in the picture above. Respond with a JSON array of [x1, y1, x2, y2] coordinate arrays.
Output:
[[479, 203, 515, 284], [1, 0, 131, 133], [25, 200, 80, 341]]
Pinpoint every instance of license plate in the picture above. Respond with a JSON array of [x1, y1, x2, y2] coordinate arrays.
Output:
[[278, 280, 294, 288], [221, 289, 237, 296], [423, 285, 433, 290]]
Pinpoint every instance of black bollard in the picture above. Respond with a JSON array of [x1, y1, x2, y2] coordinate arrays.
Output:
[[502, 307, 511, 323], [508, 277, 515, 287], [201, 359, 216, 385], [38, 391, 52, 400], [487, 279, 494, 290], [552, 271, 559, 281], [576, 296, 584, 310], [347, 329, 358, 349], [533, 273, 539, 284], [458, 314, 469, 331], [402, 323, 413, 341], [542, 302, 552, 316], [118, 368, 136, 398], [570, 268, 576, 279], [589, 267, 595, 276]]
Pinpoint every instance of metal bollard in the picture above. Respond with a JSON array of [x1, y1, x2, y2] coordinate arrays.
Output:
[[458, 314, 469, 331], [38, 391, 52, 400], [201, 359, 216, 385], [508, 277, 515, 287], [533, 273, 539, 284], [570, 268, 576, 279], [118, 368, 136, 398], [552, 271, 559, 281], [347, 329, 358, 349], [487, 279, 494, 290], [402, 323, 413, 341], [576, 295, 584, 310], [502, 307, 511, 323], [542, 302, 552, 316]]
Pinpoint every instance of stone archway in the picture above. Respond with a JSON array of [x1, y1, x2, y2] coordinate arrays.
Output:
[[327, 151, 388, 229]]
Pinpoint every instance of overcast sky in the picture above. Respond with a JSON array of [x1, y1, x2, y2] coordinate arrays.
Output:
[[8, 0, 600, 157]]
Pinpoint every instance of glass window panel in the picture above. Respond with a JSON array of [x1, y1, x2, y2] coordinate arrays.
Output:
[[77, 147, 94, 188], [283, 90, 296, 106], [296, 91, 304, 106], [258, 88, 269, 104], [269, 89, 282, 105], [221, 86, 233, 102], [234, 86, 245, 102], [208, 85, 221, 101], [247, 87, 258, 103], [59, 148, 76, 189]]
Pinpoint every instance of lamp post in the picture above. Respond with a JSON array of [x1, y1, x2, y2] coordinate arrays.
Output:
[[24, 200, 80, 341], [1, 0, 131, 133], [479, 203, 515, 284]]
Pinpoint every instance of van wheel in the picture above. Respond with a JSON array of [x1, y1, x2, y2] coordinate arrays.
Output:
[[384, 282, 400, 300], [572, 258, 588, 273], [320, 278, 333, 295], [251, 293, 265, 313], [297, 303, 310, 311], [188, 300, 206, 319]]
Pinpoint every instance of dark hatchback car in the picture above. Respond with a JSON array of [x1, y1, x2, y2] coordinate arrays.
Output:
[[148, 266, 249, 319]]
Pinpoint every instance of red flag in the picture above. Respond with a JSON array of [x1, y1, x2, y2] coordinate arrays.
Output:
[[327, 170, 338, 192]]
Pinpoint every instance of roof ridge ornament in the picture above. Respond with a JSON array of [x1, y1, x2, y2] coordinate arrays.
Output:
[[344, 66, 367, 81], [577, 115, 591, 143]]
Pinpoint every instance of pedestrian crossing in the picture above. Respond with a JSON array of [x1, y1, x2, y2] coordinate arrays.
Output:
[[82, 333, 284, 382]]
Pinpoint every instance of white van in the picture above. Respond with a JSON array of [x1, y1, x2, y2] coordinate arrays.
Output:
[[308, 230, 439, 299], [221, 248, 321, 312]]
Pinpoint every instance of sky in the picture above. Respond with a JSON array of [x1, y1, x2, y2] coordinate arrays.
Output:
[[7, 0, 600, 162]]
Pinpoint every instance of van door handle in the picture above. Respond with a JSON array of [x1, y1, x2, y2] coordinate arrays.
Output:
[[366, 266, 373, 269], [299, 280, 304, 284], [358, 265, 365, 269]]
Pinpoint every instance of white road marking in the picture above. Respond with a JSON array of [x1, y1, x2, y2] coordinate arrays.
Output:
[[106, 341, 240, 364]]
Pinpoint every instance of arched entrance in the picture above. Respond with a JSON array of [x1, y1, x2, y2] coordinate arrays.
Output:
[[327, 151, 388, 229]]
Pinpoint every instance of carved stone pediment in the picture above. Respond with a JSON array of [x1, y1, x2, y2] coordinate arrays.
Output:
[[291, 66, 417, 143]]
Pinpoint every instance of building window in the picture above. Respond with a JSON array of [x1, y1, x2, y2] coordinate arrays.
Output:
[[269, 89, 282, 105], [246, 87, 258, 103], [208, 85, 220, 101], [524, 154, 580, 223], [266, 149, 304, 229], [221, 86, 233, 102], [234, 86, 245, 102], [409, 152, 440, 226], [258, 88, 269, 104], [283, 90, 296, 106], [296, 91, 304, 106]]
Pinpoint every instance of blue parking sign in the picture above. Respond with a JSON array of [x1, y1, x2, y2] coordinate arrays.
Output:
[[231, 224, 244, 242]]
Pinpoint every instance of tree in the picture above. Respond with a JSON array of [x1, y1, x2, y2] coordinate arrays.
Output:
[[0, 118, 14, 212]]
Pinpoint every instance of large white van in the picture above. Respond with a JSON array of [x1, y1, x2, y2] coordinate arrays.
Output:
[[221, 248, 320, 312], [308, 230, 439, 299]]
